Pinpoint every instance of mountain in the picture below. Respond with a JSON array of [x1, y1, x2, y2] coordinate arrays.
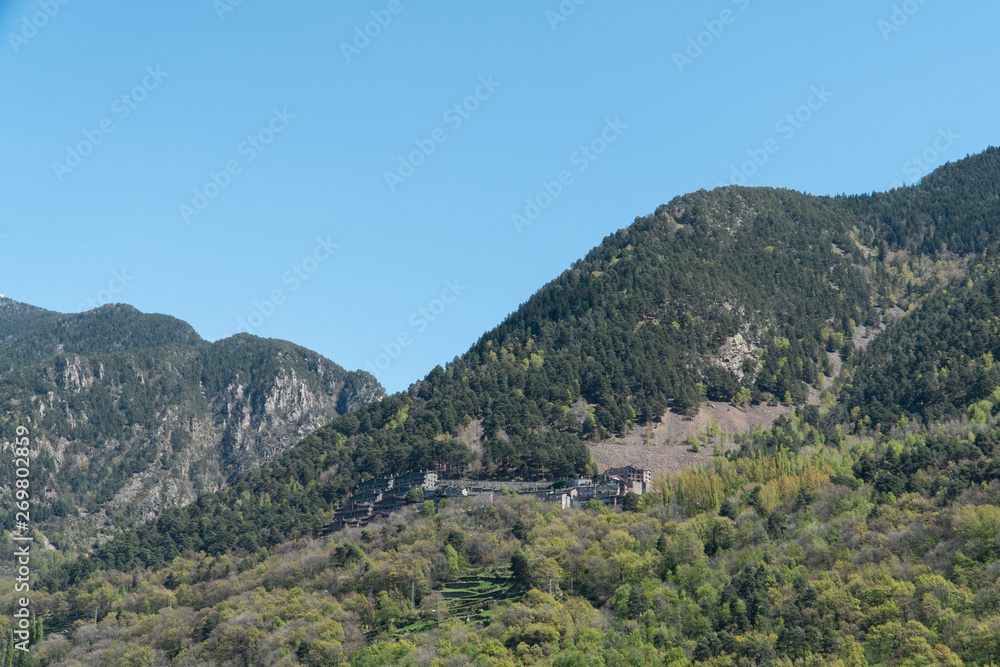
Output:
[[0, 302, 383, 552], [21, 147, 1000, 665], [49, 149, 997, 581], [0, 297, 58, 347], [0, 299, 201, 376]]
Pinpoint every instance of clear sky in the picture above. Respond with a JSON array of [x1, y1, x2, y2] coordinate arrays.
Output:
[[1, 0, 996, 393]]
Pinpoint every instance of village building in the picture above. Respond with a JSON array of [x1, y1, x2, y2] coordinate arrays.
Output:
[[322, 467, 653, 533]]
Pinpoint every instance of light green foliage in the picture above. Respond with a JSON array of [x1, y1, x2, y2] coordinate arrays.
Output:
[[609, 584, 631, 620], [12, 426, 1000, 666], [444, 544, 459, 575], [732, 386, 752, 407], [713, 438, 726, 457]]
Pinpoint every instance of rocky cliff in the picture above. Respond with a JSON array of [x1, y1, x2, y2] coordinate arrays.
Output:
[[0, 303, 383, 551]]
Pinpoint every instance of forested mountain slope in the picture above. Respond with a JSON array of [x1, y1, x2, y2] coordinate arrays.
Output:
[[20, 147, 1000, 666], [23, 419, 1000, 666], [845, 146, 1000, 256], [48, 149, 1000, 587], [0, 302, 383, 553], [838, 259, 1000, 428], [0, 301, 202, 377], [0, 297, 58, 349]]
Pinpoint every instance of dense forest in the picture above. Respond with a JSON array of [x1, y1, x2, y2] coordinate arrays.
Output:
[[844, 147, 1000, 257], [0, 304, 203, 379], [837, 257, 1000, 429], [7, 148, 1000, 664], [13, 415, 1000, 666]]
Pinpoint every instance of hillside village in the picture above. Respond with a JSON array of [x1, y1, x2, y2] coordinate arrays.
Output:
[[321, 466, 653, 533]]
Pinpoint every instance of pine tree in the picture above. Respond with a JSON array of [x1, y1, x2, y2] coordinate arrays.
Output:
[[510, 550, 530, 589]]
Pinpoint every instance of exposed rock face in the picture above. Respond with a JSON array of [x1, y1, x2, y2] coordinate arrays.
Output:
[[0, 303, 384, 551], [12, 346, 383, 545], [219, 362, 381, 472], [715, 331, 760, 382]]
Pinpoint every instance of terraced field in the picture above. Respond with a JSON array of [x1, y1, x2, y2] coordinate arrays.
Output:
[[439, 569, 516, 623], [376, 568, 517, 641]]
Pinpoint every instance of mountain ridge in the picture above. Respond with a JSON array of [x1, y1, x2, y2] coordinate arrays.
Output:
[[0, 302, 384, 553]]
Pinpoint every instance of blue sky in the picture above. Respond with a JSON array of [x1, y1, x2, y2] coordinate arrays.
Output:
[[1, 0, 997, 393]]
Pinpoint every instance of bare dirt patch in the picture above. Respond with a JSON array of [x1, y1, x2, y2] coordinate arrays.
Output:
[[589, 401, 793, 477], [456, 419, 484, 461]]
